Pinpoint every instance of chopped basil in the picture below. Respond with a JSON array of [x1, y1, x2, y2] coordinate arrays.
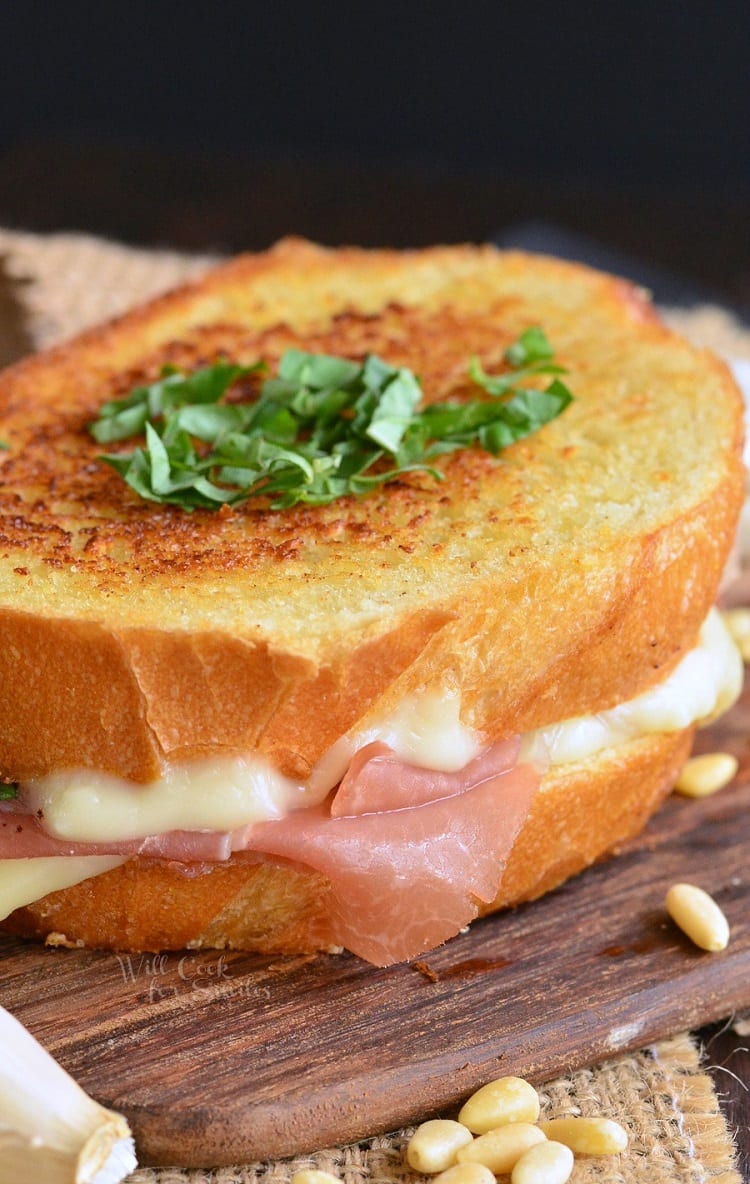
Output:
[[89, 327, 572, 510], [0, 783, 17, 800]]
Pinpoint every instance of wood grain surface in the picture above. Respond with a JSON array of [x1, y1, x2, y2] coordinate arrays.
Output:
[[0, 680, 748, 1167]]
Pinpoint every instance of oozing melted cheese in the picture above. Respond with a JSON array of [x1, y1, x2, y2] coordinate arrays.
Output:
[[25, 756, 321, 844], [308, 687, 483, 796], [1, 608, 742, 920], [0, 855, 126, 920], [521, 608, 742, 766]]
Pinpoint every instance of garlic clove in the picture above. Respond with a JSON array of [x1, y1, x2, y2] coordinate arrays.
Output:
[[0, 1005, 137, 1183]]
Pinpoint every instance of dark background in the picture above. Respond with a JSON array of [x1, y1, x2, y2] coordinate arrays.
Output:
[[0, 2, 748, 309]]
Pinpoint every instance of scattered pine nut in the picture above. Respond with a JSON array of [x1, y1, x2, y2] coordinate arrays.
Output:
[[666, 883, 730, 951], [511, 1140, 574, 1184], [403, 1072, 630, 1178], [456, 1122, 546, 1173], [721, 609, 750, 664], [539, 1116, 628, 1155], [675, 753, 738, 798], [433, 1163, 496, 1184], [458, 1076, 540, 1133], [291, 1171, 341, 1184], [722, 608, 750, 646], [407, 1120, 474, 1173]]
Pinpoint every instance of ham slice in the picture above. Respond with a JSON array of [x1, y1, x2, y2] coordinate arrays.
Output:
[[0, 812, 238, 861], [1, 740, 539, 964], [245, 758, 538, 964], [332, 737, 521, 816]]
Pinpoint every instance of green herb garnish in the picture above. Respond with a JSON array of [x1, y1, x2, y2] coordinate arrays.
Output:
[[0, 783, 17, 801], [89, 327, 572, 510]]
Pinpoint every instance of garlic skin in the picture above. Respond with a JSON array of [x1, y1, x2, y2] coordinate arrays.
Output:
[[0, 1005, 137, 1183]]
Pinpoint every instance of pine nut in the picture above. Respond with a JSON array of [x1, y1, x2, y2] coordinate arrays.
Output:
[[458, 1075, 540, 1133], [456, 1122, 546, 1173], [675, 753, 738, 798], [722, 608, 750, 646], [511, 1140, 574, 1184], [666, 883, 730, 951], [407, 1120, 474, 1173], [539, 1116, 628, 1155], [433, 1164, 496, 1184], [291, 1172, 341, 1184]]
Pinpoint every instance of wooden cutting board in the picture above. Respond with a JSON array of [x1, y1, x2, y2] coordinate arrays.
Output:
[[1, 682, 749, 1167]]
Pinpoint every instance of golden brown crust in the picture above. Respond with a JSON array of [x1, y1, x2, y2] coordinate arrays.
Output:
[[2, 729, 693, 953], [0, 241, 744, 782]]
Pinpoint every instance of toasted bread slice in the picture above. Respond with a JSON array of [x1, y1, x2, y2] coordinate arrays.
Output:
[[0, 239, 743, 957], [0, 239, 743, 785]]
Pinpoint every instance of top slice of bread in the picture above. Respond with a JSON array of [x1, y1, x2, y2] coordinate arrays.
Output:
[[0, 239, 743, 783]]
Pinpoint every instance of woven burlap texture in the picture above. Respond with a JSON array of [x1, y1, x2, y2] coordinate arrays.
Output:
[[121, 1036, 737, 1184], [0, 226, 742, 1184]]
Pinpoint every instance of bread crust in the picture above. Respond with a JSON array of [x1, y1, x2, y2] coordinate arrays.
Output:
[[2, 729, 693, 952]]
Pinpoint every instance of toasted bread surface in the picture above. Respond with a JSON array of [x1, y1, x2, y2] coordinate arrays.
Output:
[[0, 240, 743, 783], [2, 728, 693, 952]]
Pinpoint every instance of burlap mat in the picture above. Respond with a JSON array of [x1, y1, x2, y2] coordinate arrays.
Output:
[[0, 227, 743, 1183]]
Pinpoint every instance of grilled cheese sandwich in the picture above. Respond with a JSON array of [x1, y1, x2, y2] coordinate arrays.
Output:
[[0, 239, 744, 964]]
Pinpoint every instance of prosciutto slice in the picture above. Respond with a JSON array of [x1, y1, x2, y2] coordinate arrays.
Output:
[[245, 758, 538, 964], [1, 740, 540, 965], [0, 813, 239, 861], [332, 737, 521, 816]]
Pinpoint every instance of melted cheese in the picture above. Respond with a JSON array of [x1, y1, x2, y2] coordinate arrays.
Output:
[[521, 608, 742, 766], [25, 757, 319, 845], [12, 609, 744, 849], [308, 687, 483, 796], [0, 855, 126, 920]]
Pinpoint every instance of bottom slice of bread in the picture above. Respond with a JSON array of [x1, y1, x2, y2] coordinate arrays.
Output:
[[0, 728, 693, 956]]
